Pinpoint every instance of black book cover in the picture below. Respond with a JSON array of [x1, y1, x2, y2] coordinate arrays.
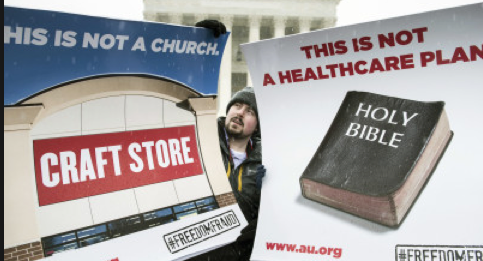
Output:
[[300, 91, 452, 227]]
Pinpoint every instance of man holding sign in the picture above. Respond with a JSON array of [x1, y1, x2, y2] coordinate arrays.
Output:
[[189, 87, 265, 261]]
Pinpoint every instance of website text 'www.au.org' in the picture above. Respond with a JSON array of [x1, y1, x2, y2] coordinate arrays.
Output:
[[266, 242, 343, 258]]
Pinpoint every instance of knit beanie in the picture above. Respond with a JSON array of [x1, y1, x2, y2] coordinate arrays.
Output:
[[226, 86, 261, 136], [226, 86, 258, 117]]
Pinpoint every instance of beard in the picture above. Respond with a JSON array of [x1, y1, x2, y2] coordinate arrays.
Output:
[[225, 117, 249, 139]]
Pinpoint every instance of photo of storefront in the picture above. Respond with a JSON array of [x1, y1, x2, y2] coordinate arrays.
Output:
[[4, 75, 238, 259], [41, 196, 219, 257]]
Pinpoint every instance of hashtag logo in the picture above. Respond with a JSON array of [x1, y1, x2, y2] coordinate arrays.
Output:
[[398, 249, 407, 261], [167, 237, 178, 251]]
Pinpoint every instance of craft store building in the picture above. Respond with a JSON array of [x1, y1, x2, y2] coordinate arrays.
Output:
[[4, 76, 237, 260]]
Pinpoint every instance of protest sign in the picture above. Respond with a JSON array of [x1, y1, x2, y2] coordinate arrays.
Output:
[[4, 6, 226, 105], [4, 6, 247, 261], [242, 3, 482, 261]]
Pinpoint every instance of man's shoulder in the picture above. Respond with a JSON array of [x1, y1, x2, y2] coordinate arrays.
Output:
[[217, 117, 226, 129], [248, 138, 262, 162], [217, 117, 229, 155], [217, 117, 226, 133]]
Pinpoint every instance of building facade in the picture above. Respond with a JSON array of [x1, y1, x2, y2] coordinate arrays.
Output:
[[143, 0, 341, 114], [4, 76, 237, 260]]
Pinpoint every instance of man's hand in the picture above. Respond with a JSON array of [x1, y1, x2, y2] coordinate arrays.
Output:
[[195, 20, 227, 38]]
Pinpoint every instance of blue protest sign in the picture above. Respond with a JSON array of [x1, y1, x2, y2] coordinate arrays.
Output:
[[4, 6, 229, 105]]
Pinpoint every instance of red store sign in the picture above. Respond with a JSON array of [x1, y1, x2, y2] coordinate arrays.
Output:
[[33, 125, 203, 206]]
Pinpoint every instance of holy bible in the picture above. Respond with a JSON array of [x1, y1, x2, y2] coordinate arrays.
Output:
[[300, 91, 453, 227]]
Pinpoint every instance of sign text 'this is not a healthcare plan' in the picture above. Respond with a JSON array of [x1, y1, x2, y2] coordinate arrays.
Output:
[[261, 27, 483, 87]]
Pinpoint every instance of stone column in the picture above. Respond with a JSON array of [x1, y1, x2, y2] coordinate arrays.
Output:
[[169, 13, 182, 25], [194, 14, 206, 25], [144, 12, 157, 22], [247, 15, 261, 87], [218, 15, 233, 116], [249, 15, 262, 42], [274, 16, 287, 38], [323, 17, 337, 28], [299, 17, 312, 33]]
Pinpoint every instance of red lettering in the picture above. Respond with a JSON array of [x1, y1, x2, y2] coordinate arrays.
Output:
[[334, 40, 348, 55], [316, 66, 330, 79], [291, 69, 304, 82], [304, 68, 318, 81], [354, 61, 368, 74], [452, 47, 470, 63], [421, 46, 481, 67], [314, 44, 330, 58], [436, 50, 451, 65], [266, 242, 276, 250], [358, 37, 373, 51], [326, 64, 338, 77], [420, 51, 436, 67], [470, 44, 483, 61], [369, 58, 385, 73], [384, 56, 400, 71], [352, 38, 360, 52], [412, 27, 428, 43], [278, 70, 292, 84], [378, 27, 428, 48], [378, 32, 395, 48], [300, 41, 347, 59], [339, 62, 354, 76], [300, 45, 313, 59], [263, 73, 276, 86], [395, 30, 413, 45], [266, 242, 343, 258], [400, 54, 415, 69]]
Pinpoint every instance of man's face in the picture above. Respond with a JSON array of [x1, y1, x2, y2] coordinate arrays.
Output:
[[225, 102, 258, 139]]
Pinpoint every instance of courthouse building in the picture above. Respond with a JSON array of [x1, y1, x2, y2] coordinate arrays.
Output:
[[143, 0, 341, 114]]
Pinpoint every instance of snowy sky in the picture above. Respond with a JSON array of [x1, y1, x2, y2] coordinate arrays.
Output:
[[3, 0, 482, 26]]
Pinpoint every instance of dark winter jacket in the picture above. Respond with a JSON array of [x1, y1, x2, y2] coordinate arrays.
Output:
[[217, 117, 263, 223], [186, 118, 263, 261]]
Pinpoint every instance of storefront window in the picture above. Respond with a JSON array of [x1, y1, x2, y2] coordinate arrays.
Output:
[[77, 225, 109, 247], [195, 197, 216, 207], [44, 241, 78, 257], [79, 235, 109, 248], [173, 202, 197, 213], [198, 205, 217, 214], [196, 197, 218, 214], [77, 225, 107, 239], [42, 196, 219, 257], [176, 209, 198, 220], [143, 208, 174, 227], [108, 216, 143, 238], [43, 232, 76, 248]]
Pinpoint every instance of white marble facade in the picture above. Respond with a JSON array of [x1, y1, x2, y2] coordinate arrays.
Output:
[[143, 0, 340, 115]]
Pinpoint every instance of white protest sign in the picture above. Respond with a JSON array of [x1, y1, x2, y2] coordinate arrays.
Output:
[[242, 3, 483, 261]]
